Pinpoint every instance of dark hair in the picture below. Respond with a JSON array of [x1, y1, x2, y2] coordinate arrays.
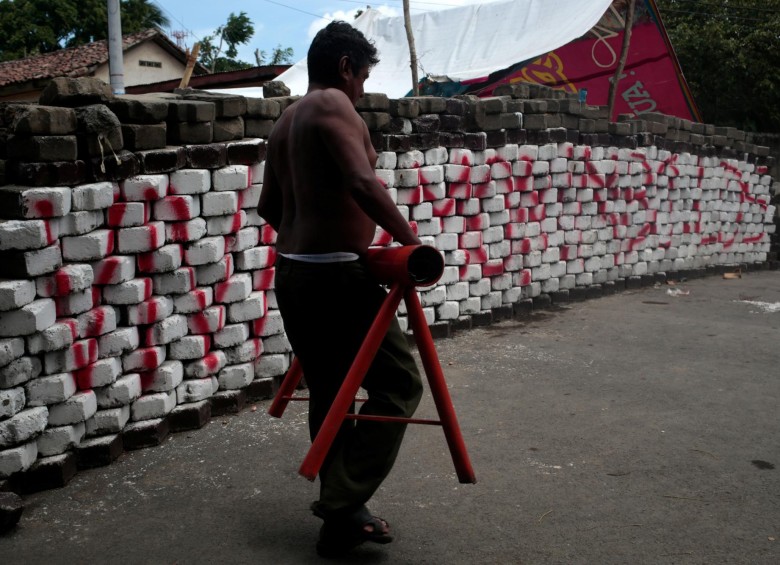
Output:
[[307, 21, 379, 86]]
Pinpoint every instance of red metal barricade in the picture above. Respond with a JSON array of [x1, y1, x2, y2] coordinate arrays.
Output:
[[268, 245, 476, 484]]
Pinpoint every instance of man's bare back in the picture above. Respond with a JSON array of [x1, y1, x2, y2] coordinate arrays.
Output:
[[259, 77, 419, 255]]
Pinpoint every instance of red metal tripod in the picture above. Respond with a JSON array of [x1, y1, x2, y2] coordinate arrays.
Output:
[[268, 245, 476, 484]]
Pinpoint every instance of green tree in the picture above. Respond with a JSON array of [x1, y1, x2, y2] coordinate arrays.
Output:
[[198, 12, 255, 73], [254, 45, 295, 66], [657, 0, 780, 131], [0, 0, 168, 62]]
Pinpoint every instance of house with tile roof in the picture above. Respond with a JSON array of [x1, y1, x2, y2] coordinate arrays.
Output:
[[0, 29, 207, 102]]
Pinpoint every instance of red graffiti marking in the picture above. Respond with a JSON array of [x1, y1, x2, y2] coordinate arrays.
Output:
[[33, 200, 54, 218]]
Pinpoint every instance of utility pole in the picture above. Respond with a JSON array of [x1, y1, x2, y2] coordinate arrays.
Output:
[[107, 0, 125, 94], [402, 0, 420, 96]]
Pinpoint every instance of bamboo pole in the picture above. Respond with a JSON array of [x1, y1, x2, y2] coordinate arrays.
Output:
[[403, 0, 420, 96], [179, 43, 201, 89], [607, 0, 636, 121]]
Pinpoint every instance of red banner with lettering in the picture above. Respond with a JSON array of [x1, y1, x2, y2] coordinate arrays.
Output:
[[452, 0, 700, 122]]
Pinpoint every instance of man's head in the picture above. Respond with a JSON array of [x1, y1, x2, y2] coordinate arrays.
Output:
[[307, 21, 379, 94]]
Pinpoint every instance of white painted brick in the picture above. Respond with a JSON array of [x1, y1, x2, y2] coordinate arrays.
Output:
[[37, 422, 85, 456], [169, 335, 211, 360], [26, 322, 75, 355], [152, 267, 196, 295], [0, 185, 71, 218], [196, 255, 234, 285], [58, 211, 102, 238], [102, 278, 153, 305], [173, 288, 213, 314], [176, 377, 217, 403], [48, 390, 96, 426], [120, 175, 168, 201], [227, 291, 266, 324], [143, 314, 188, 346], [202, 191, 238, 216], [137, 244, 183, 274], [165, 217, 208, 243], [0, 299, 56, 337], [234, 247, 275, 271], [131, 390, 176, 421], [84, 409, 129, 436], [184, 350, 227, 379], [95, 374, 142, 409], [77, 306, 117, 338], [0, 440, 37, 478], [122, 345, 165, 372], [424, 147, 448, 165], [213, 165, 250, 191], [44, 339, 97, 374], [72, 182, 114, 211], [214, 273, 252, 304], [207, 211, 247, 235], [254, 353, 289, 379], [153, 195, 201, 221], [6, 243, 62, 278], [262, 332, 290, 355], [218, 362, 254, 390], [213, 323, 250, 348], [184, 236, 225, 266], [0, 387, 25, 419], [36, 264, 93, 298], [127, 295, 174, 325], [0, 406, 48, 448], [224, 227, 260, 253], [187, 305, 225, 335], [91, 256, 136, 285], [141, 360, 184, 393], [75, 356, 122, 389], [251, 310, 283, 337], [0, 218, 59, 251], [53, 288, 95, 317], [0, 279, 35, 311], [237, 184, 262, 210], [116, 222, 165, 253], [224, 338, 263, 365], [169, 169, 211, 195], [106, 202, 149, 228]]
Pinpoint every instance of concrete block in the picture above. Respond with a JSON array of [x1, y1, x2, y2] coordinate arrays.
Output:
[[98, 326, 139, 359], [116, 222, 165, 253], [102, 277, 153, 305], [0, 406, 48, 449], [127, 295, 174, 325], [172, 287, 213, 314], [184, 350, 227, 379], [44, 339, 98, 374], [84, 407, 130, 437], [130, 390, 176, 421], [143, 314, 188, 346], [0, 185, 71, 219], [47, 390, 96, 426], [122, 346, 165, 372], [24, 372, 77, 407], [106, 202, 150, 228], [0, 299, 56, 337], [165, 217, 208, 243], [36, 264, 93, 297], [37, 422, 85, 457], [0, 441, 37, 479], [71, 182, 114, 211], [120, 175, 168, 201], [94, 374, 141, 409], [176, 377, 218, 403], [0, 219, 59, 251], [139, 360, 183, 393], [74, 356, 122, 389], [0, 279, 36, 312], [0, 388, 25, 419]]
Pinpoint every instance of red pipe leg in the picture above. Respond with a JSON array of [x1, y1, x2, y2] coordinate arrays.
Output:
[[268, 356, 304, 418], [405, 288, 477, 484], [298, 283, 406, 481]]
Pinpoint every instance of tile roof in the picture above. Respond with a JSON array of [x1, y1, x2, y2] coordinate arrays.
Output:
[[0, 29, 182, 88]]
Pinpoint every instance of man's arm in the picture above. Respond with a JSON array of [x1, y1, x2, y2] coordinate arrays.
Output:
[[257, 151, 282, 232], [318, 91, 421, 246]]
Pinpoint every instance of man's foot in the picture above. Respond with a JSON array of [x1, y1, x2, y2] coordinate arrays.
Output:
[[312, 503, 393, 557]]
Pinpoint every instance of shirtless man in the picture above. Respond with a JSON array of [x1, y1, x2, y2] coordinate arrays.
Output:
[[258, 21, 423, 557]]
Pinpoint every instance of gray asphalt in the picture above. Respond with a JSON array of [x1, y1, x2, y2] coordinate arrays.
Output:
[[2, 270, 779, 565]]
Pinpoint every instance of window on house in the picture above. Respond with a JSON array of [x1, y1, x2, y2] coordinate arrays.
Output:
[[139, 60, 162, 68]]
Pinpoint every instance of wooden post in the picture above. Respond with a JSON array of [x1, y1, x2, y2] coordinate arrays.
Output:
[[403, 0, 420, 96], [607, 0, 636, 121], [179, 43, 201, 89]]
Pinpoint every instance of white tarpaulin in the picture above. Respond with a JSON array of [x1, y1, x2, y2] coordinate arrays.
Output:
[[276, 0, 613, 98]]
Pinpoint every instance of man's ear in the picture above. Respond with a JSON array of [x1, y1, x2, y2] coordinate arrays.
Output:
[[338, 55, 352, 80]]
